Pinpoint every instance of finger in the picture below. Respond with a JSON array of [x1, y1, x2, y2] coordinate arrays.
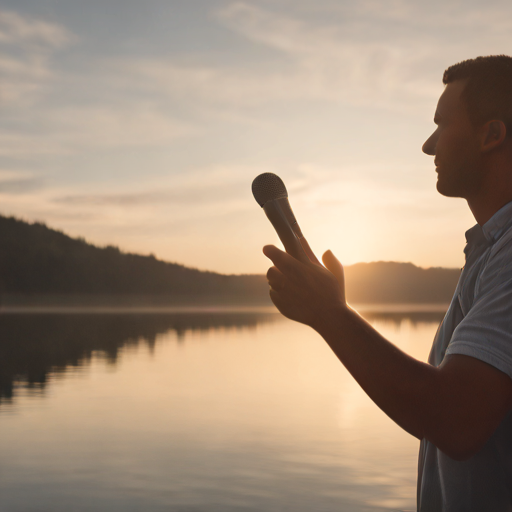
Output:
[[322, 250, 345, 288], [269, 287, 285, 313], [266, 265, 286, 291], [299, 237, 322, 266], [263, 245, 306, 279], [268, 288, 294, 320]]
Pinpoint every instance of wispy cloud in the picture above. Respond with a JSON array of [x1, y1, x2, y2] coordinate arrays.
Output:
[[99, 1, 444, 114], [51, 166, 259, 211], [348, 0, 512, 31], [0, 9, 70, 47], [0, 105, 194, 157], [0, 8, 72, 106], [216, 2, 445, 106], [0, 170, 44, 194]]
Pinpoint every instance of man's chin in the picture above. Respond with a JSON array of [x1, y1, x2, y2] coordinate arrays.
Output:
[[436, 178, 464, 198]]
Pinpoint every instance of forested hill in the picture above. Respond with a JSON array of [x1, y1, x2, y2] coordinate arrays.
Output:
[[0, 215, 267, 304], [0, 215, 460, 305], [345, 261, 460, 304]]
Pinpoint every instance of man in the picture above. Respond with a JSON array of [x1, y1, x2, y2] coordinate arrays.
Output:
[[263, 55, 512, 511]]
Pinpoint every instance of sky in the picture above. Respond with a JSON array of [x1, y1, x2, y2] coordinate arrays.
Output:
[[1, 0, 512, 274]]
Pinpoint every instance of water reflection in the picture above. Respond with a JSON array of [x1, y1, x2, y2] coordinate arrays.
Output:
[[353, 302, 446, 325], [0, 307, 445, 404], [0, 307, 441, 512], [0, 311, 277, 403], [363, 310, 444, 325], [0, 307, 444, 404]]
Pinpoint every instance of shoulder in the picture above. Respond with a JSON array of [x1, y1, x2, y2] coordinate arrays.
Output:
[[472, 234, 512, 300]]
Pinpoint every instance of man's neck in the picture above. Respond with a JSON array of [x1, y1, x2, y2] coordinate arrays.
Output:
[[467, 151, 512, 225], [468, 195, 512, 226]]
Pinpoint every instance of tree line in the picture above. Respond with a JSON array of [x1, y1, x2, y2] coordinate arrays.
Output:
[[0, 215, 460, 305]]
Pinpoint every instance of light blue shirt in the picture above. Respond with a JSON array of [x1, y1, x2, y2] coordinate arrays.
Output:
[[418, 201, 512, 511]]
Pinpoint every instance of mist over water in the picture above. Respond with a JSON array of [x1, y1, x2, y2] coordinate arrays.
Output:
[[0, 309, 443, 511]]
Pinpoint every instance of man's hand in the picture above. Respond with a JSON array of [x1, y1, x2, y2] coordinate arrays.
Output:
[[263, 243, 512, 461], [263, 244, 346, 330]]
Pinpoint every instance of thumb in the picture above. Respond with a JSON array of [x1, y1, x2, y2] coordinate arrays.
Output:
[[322, 250, 345, 289]]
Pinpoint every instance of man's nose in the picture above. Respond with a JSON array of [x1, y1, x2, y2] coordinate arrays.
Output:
[[422, 132, 436, 156]]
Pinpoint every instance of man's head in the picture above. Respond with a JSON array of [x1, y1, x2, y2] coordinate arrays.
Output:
[[443, 55, 512, 131], [423, 55, 512, 201]]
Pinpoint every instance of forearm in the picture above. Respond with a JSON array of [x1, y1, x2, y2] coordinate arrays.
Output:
[[314, 306, 460, 452]]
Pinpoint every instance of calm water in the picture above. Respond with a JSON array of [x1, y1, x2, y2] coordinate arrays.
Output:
[[0, 308, 445, 512]]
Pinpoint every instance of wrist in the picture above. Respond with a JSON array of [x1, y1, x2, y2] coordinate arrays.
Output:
[[310, 301, 354, 338]]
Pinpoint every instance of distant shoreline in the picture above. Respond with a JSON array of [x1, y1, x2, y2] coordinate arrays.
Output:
[[353, 303, 449, 313], [0, 301, 450, 315]]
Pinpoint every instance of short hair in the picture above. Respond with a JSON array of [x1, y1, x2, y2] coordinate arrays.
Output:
[[443, 55, 512, 132]]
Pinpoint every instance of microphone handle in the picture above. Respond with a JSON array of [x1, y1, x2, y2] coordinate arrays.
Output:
[[263, 199, 310, 265]]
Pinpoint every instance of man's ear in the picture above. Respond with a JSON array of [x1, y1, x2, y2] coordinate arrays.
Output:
[[481, 120, 507, 153]]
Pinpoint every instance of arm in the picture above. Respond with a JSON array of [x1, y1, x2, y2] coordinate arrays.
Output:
[[264, 244, 512, 461]]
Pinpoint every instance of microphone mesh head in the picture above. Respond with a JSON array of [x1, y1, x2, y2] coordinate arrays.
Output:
[[251, 173, 288, 207]]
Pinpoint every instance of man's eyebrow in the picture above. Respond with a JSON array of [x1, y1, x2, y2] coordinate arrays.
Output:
[[433, 112, 442, 123]]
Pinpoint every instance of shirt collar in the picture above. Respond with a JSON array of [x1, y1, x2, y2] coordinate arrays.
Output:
[[481, 200, 512, 243], [464, 201, 512, 254], [464, 224, 487, 255]]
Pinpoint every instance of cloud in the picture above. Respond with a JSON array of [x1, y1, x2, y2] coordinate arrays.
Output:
[[347, 0, 512, 31], [0, 11, 196, 156], [0, 177, 43, 194], [48, 106, 194, 150], [0, 9, 72, 107], [0, 9, 70, 47], [0, 2, 449, 160], [210, 1, 512, 108], [0, 53, 54, 106], [52, 166, 256, 209], [0, 164, 265, 232], [103, 1, 447, 113], [0, 105, 194, 156], [0, 171, 44, 194], [216, 2, 445, 105]]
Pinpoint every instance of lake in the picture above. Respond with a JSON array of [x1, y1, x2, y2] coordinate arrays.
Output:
[[0, 307, 446, 512]]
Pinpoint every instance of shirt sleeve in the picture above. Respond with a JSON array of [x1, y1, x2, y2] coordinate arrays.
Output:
[[446, 274, 512, 380]]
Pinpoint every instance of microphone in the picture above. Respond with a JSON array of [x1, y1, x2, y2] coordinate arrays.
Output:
[[252, 173, 310, 265]]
